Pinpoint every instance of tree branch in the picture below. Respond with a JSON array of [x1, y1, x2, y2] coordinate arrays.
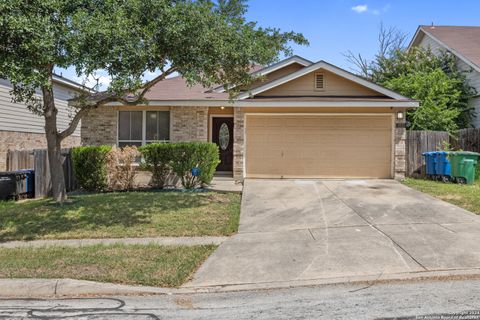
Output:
[[60, 67, 177, 141]]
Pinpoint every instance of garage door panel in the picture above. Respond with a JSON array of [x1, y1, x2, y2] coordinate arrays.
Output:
[[245, 115, 392, 179]]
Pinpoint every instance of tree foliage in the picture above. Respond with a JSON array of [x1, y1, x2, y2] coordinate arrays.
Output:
[[0, 0, 307, 201], [345, 25, 476, 133]]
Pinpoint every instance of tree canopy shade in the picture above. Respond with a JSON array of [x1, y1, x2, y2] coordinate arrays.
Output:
[[0, 0, 308, 202]]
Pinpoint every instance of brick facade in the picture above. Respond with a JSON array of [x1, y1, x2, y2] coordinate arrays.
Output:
[[170, 107, 208, 142], [233, 107, 245, 181], [0, 130, 80, 171], [394, 110, 407, 180], [81, 106, 117, 146]]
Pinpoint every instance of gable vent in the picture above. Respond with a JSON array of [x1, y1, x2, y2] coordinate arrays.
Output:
[[315, 73, 324, 90]]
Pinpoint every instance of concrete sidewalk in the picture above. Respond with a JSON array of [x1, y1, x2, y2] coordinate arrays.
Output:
[[185, 179, 480, 289], [0, 236, 228, 248]]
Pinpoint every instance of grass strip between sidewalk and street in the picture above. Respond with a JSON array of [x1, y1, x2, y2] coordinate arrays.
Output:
[[0, 243, 217, 287], [403, 178, 480, 214]]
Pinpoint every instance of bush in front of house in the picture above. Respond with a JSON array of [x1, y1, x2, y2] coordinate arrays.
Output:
[[141, 142, 220, 189], [139, 143, 174, 189], [106, 145, 140, 190], [72, 146, 112, 191]]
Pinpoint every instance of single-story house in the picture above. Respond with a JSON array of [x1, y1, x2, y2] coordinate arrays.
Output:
[[81, 56, 418, 181], [0, 75, 88, 171], [409, 25, 480, 127]]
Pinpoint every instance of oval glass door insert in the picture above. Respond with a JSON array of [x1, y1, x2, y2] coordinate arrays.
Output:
[[219, 123, 230, 150]]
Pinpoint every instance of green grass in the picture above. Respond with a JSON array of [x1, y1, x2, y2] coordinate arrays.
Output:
[[403, 178, 480, 214], [0, 191, 240, 241], [0, 244, 216, 287]]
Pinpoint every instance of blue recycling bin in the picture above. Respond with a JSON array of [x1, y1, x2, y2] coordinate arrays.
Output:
[[16, 169, 34, 198], [435, 151, 452, 177], [422, 152, 437, 176]]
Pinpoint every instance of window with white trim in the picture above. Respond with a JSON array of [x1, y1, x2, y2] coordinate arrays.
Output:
[[118, 110, 170, 147]]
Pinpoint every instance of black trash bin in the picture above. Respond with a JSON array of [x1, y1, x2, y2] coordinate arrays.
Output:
[[0, 171, 28, 201]]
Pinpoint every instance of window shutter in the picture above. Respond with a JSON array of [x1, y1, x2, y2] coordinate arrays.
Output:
[[315, 73, 324, 90]]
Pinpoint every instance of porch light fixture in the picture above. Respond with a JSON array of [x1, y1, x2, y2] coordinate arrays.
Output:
[[220, 106, 225, 110], [397, 111, 404, 119]]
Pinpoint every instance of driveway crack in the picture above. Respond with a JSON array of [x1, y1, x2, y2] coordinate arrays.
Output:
[[321, 181, 428, 271], [308, 229, 316, 240]]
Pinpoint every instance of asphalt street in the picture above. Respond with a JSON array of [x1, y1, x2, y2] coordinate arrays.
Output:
[[1, 280, 480, 319]]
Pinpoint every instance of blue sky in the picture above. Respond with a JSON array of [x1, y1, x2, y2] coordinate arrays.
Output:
[[58, 0, 480, 88]]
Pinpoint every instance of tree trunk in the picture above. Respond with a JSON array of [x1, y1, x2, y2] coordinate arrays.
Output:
[[42, 78, 67, 203]]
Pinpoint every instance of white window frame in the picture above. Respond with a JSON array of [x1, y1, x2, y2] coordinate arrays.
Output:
[[117, 110, 170, 146]]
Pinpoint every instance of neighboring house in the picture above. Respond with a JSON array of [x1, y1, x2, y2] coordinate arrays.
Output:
[[409, 25, 480, 127], [81, 55, 418, 181], [0, 75, 88, 171]]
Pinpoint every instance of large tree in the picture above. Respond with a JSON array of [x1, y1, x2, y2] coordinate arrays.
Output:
[[0, 0, 307, 202], [345, 24, 476, 133]]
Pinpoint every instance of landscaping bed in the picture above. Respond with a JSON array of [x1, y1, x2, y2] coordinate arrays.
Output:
[[403, 178, 480, 214], [0, 244, 216, 287], [0, 191, 240, 241]]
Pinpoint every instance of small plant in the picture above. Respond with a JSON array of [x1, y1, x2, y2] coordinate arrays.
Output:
[[105, 146, 140, 190], [72, 146, 112, 191], [140, 143, 174, 189]]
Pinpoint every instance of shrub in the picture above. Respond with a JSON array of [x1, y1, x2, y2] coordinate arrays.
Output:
[[169, 142, 220, 189], [72, 146, 112, 191], [105, 146, 140, 190], [140, 143, 174, 188]]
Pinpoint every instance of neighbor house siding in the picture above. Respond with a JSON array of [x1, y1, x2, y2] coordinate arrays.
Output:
[[417, 34, 480, 127], [0, 79, 81, 136]]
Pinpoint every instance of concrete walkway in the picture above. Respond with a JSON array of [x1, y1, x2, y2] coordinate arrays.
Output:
[[0, 236, 228, 248], [186, 179, 480, 288]]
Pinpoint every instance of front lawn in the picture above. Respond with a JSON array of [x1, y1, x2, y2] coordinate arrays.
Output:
[[0, 244, 216, 287], [0, 191, 240, 241], [403, 178, 480, 214]]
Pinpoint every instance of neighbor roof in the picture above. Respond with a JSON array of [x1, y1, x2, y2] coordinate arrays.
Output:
[[409, 25, 480, 71]]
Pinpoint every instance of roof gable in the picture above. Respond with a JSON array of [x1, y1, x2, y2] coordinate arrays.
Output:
[[409, 25, 480, 72], [237, 61, 412, 101]]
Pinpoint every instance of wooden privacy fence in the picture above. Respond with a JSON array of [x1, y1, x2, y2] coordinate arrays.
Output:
[[406, 128, 480, 177], [6, 148, 76, 198]]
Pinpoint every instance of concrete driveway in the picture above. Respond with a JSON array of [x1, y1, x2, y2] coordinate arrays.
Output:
[[186, 179, 480, 288]]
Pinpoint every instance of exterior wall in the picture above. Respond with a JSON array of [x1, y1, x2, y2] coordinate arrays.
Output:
[[170, 107, 208, 142], [0, 78, 81, 136], [257, 69, 383, 97], [394, 110, 407, 179], [81, 106, 117, 146], [80, 105, 209, 146], [0, 130, 80, 171], [417, 34, 480, 127], [233, 107, 407, 181]]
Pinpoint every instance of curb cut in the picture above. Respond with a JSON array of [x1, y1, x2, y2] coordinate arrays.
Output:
[[2, 268, 480, 298]]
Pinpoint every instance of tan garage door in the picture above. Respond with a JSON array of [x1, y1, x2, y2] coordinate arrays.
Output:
[[245, 115, 393, 178]]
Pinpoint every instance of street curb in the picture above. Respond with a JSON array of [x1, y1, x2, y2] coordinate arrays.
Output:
[[2, 268, 480, 297]]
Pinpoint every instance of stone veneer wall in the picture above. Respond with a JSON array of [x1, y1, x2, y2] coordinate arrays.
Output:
[[81, 106, 117, 146], [394, 110, 407, 179], [233, 108, 407, 181], [0, 130, 80, 171], [233, 107, 245, 181], [170, 107, 208, 142]]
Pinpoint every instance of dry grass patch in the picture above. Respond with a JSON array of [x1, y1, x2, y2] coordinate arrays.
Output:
[[0, 244, 216, 287]]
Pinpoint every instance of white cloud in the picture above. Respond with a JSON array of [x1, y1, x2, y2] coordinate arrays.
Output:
[[351, 4, 368, 13], [72, 73, 112, 90], [351, 3, 390, 15]]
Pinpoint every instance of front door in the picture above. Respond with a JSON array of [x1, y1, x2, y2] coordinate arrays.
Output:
[[212, 117, 234, 172]]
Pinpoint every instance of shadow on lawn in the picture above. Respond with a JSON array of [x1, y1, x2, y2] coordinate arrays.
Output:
[[0, 191, 214, 241]]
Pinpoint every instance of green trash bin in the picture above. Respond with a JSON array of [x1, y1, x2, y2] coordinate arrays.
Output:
[[449, 151, 480, 184]]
